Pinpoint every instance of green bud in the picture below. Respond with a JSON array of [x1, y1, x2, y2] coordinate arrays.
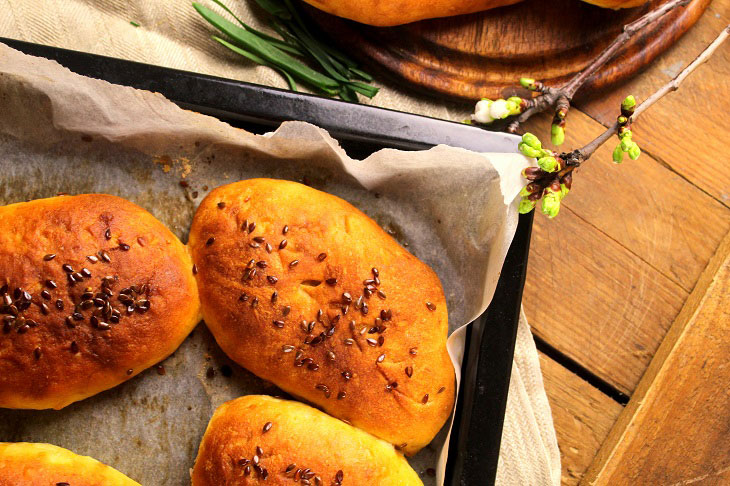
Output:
[[519, 77, 536, 89], [505, 100, 520, 116], [522, 132, 542, 150], [620, 129, 632, 139], [518, 143, 543, 159], [507, 97, 523, 115], [621, 95, 636, 112], [551, 124, 565, 146], [628, 142, 641, 160], [541, 190, 561, 218], [612, 144, 624, 164], [560, 183, 570, 198], [617, 116, 628, 124], [518, 197, 536, 214], [537, 156, 558, 173], [620, 136, 633, 152]]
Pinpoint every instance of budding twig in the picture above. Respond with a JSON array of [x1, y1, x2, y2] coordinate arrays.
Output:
[[515, 23, 729, 218], [502, 0, 692, 136], [577, 23, 730, 162]]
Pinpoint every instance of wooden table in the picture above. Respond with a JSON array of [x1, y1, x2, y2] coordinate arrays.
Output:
[[519, 0, 730, 482]]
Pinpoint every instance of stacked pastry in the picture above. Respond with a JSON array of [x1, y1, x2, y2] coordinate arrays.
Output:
[[0, 180, 456, 484]]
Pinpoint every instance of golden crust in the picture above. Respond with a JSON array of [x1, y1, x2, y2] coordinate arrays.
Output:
[[579, 0, 646, 7], [0, 442, 140, 485], [301, 0, 523, 26], [192, 395, 423, 485], [189, 179, 455, 455], [301, 0, 644, 25], [0, 194, 201, 409]]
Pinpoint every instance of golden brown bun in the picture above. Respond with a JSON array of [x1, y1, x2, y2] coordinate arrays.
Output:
[[189, 179, 455, 455], [302, 0, 644, 26], [301, 0, 523, 26], [193, 395, 423, 485], [0, 442, 140, 485], [580, 0, 646, 7], [0, 194, 201, 409]]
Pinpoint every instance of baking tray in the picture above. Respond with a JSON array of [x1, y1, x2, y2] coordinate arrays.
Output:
[[0, 38, 533, 486]]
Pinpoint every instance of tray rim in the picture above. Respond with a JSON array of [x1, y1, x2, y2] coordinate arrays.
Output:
[[0, 37, 533, 486]]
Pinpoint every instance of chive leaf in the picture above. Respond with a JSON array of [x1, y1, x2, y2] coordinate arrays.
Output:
[[194, 3, 339, 90]]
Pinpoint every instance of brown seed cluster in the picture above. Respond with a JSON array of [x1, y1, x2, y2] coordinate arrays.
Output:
[[284, 463, 344, 485], [1, 285, 37, 334], [1, 239, 153, 361], [236, 445, 269, 480]]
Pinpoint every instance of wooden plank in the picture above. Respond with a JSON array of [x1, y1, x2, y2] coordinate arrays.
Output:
[[576, 0, 730, 205], [524, 205, 687, 394], [539, 353, 624, 485], [582, 229, 730, 485], [523, 111, 730, 291]]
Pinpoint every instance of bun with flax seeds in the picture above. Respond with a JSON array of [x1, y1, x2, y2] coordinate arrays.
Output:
[[0, 442, 140, 485], [192, 395, 423, 485], [0, 194, 201, 409], [189, 178, 455, 455]]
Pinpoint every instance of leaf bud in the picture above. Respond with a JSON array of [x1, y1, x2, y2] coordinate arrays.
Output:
[[505, 100, 521, 116], [521, 166, 542, 180], [519, 182, 540, 197], [518, 197, 537, 214], [620, 136, 634, 152], [560, 171, 572, 190], [541, 189, 561, 218], [560, 183, 570, 198], [519, 77, 536, 90], [613, 144, 624, 164], [551, 124, 565, 146], [628, 142, 641, 160], [537, 156, 558, 173], [621, 95, 636, 112], [519, 143, 543, 159], [522, 132, 542, 150]]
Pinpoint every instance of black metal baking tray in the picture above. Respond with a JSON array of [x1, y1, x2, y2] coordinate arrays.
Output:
[[0, 37, 532, 486]]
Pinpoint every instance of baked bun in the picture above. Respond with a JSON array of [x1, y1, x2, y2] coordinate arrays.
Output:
[[301, 0, 523, 26], [0, 194, 200, 409], [580, 0, 646, 7], [0, 442, 140, 485], [193, 395, 423, 485], [189, 179, 455, 455]]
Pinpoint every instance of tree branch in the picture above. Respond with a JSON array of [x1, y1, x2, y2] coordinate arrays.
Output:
[[506, 0, 691, 133], [578, 23, 730, 161]]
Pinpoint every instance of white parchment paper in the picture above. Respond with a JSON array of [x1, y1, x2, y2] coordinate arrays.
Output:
[[0, 43, 529, 485]]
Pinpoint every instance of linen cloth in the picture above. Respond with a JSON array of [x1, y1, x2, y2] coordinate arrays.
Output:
[[0, 2, 561, 484]]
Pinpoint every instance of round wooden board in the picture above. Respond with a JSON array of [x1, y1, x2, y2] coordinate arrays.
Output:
[[305, 0, 710, 101]]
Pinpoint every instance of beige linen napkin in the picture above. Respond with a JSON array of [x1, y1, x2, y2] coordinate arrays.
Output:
[[0, 2, 560, 484]]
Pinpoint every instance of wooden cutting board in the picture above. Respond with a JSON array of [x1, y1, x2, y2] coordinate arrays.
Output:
[[306, 0, 710, 101]]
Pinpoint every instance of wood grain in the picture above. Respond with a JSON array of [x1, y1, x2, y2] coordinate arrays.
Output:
[[306, 0, 709, 101], [539, 353, 623, 485], [524, 205, 687, 394], [581, 228, 730, 484], [577, 0, 730, 206]]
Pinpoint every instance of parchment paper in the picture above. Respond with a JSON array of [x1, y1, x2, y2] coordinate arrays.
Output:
[[0, 43, 529, 485]]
